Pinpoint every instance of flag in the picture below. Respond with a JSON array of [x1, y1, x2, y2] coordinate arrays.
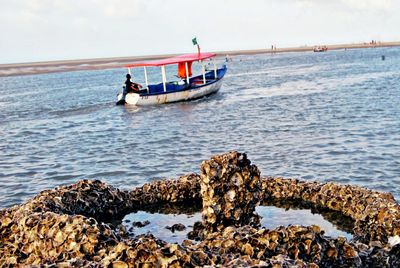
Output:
[[192, 37, 198, 46]]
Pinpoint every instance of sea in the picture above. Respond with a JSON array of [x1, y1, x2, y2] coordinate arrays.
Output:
[[1, 47, 399, 234]]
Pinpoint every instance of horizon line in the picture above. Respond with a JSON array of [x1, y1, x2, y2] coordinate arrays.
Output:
[[1, 41, 399, 77]]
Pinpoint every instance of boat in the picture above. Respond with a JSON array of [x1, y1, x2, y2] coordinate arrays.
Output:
[[313, 46, 328, 52], [116, 52, 227, 105]]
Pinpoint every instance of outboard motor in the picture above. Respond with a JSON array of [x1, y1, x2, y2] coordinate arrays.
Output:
[[116, 97, 126, 105], [116, 87, 127, 105]]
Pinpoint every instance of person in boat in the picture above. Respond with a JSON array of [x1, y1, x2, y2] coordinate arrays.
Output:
[[125, 74, 142, 94]]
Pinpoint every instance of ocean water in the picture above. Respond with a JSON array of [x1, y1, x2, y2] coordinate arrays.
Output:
[[0, 47, 400, 211]]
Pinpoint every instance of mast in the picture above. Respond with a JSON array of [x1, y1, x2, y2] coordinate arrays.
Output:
[[201, 60, 206, 84], [161, 66, 167, 92], [213, 58, 217, 79], [185, 62, 190, 84], [143, 67, 149, 93]]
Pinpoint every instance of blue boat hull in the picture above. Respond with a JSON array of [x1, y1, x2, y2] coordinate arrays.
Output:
[[117, 66, 227, 105]]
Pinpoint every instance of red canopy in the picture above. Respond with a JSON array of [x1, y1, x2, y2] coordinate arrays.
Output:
[[125, 52, 216, 68]]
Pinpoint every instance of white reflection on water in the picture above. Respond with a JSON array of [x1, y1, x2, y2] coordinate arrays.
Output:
[[256, 206, 352, 240], [124, 211, 201, 244]]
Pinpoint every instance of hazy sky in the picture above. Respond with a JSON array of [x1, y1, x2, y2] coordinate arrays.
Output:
[[1, 0, 399, 63]]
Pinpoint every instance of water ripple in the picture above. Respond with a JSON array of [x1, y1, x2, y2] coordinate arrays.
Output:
[[0, 48, 400, 208]]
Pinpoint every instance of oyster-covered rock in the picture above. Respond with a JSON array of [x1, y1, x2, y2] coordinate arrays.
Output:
[[0, 180, 132, 223], [166, 223, 186, 232], [199, 152, 263, 233], [1, 151, 400, 267], [262, 176, 400, 245], [130, 173, 201, 206]]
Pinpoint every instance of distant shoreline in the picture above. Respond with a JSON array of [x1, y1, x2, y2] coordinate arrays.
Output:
[[1, 41, 399, 77]]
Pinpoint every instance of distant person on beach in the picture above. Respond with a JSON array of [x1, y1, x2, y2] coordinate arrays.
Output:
[[125, 74, 142, 94]]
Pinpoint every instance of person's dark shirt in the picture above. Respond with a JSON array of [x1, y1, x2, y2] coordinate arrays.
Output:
[[125, 79, 132, 92], [125, 79, 139, 93]]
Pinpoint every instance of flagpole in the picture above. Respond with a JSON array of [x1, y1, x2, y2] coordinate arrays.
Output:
[[193, 37, 200, 58]]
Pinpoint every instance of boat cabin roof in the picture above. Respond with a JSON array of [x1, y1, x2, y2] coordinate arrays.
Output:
[[125, 52, 216, 68]]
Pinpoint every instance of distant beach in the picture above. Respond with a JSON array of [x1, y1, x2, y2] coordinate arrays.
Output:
[[1, 41, 399, 77]]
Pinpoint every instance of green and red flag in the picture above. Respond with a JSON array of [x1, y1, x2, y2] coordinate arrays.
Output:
[[192, 37, 200, 56]]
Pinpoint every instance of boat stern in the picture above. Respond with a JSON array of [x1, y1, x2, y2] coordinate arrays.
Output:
[[116, 92, 140, 105]]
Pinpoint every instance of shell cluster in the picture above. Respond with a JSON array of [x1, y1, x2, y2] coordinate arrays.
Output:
[[1, 151, 400, 267], [130, 173, 201, 207], [200, 152, 262, 233], [1, 180, 133, 223], [262, 177, 400, 245]]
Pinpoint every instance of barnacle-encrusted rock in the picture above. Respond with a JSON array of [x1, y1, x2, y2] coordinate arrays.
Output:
[[131, 220, 150, 228], [189, 225, 366, 267], [262, 177, 400, 245], [199, 152, 263, 233], [1, 180, 132, 223], [0, 212, 115, 265], [130, 173, 201, 206], [0, 209, 187, 267], [1, 151, 400, 267], [166, 223, 186, 232]]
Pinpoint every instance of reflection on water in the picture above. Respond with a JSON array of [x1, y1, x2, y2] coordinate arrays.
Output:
[[124, 211, 201, 244], [256, 206, 352, 240], [124, 105, 140, 114], [1, 47, 400, 209], [260, 199, 355, 234], [123, 204, 352, 244]]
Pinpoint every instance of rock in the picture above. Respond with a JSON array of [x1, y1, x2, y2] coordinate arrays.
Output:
[[165, 223, 186, 232], [131, 220, 150, 228], [1, 152, 400, 267], [199, 152, 263, 234]]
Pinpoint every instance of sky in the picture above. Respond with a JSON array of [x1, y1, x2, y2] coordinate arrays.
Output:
[[1, 0, 399, 64]]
